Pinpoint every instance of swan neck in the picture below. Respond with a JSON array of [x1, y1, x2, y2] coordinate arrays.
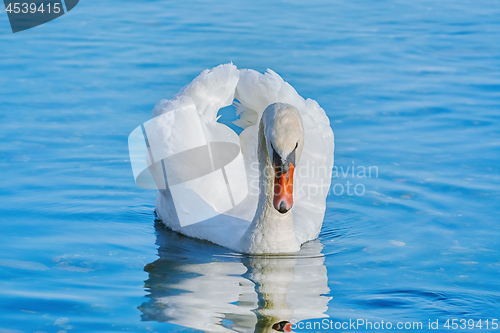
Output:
[[239, 121, 299, 254]]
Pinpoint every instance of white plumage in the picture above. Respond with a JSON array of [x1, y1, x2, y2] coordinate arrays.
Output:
[[153, 63, 334, 254]]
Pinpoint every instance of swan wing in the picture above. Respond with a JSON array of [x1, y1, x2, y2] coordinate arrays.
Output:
[[153, 64, 255, 250], [153, 63, 239, 123]]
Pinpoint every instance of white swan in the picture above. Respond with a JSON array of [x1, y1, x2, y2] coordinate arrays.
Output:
[[153, 64, 334, 254]]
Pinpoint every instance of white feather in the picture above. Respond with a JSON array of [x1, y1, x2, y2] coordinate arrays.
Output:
[[154, 64, 334, 253]]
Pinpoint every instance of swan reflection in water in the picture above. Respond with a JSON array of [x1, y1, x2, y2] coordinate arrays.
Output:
[[139, 221, 331, 332]]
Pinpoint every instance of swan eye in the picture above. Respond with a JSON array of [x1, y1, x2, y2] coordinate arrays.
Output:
[[271, 143, 280, 165], [270, 143, 297, 169]]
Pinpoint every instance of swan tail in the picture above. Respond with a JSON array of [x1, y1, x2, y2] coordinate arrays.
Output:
[[153, 63, 239, 124]]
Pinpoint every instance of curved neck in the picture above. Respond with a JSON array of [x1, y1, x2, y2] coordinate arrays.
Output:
[[239, 121, 300, 254]]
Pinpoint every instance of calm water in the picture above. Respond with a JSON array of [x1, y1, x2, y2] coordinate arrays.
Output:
[[1, 0, 500, 332]]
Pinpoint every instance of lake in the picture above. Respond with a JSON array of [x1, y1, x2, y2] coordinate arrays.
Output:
[[0, 0, 499, 332]]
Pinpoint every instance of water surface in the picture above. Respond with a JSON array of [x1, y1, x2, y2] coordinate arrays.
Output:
[[0, 0, 499, 332]]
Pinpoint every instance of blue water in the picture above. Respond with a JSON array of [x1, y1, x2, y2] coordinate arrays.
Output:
[[1, 0, 500, 332]]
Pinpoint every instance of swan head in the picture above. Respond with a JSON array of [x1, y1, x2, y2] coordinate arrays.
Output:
[[262, 103, 304, 214]]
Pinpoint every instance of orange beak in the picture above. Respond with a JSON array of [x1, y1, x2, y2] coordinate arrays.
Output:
[[273, 162, 294, 214]]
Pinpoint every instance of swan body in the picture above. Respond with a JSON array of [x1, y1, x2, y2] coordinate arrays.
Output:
[[153, 64, 334, 254]]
